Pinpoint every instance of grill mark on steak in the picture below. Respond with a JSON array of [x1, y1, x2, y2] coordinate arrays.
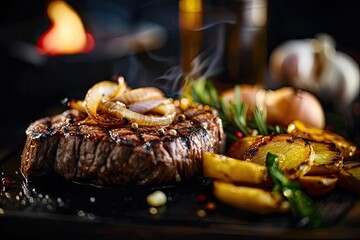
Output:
[[21, 106, 225, 186]]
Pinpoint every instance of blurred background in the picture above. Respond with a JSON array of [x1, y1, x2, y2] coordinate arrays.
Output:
[[0, 0, 359, 144]]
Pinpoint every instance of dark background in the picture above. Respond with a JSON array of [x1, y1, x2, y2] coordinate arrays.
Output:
[[0, 0, 359, 136]]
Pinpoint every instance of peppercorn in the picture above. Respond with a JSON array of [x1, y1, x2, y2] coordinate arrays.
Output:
[[1, 177, 11, 188]]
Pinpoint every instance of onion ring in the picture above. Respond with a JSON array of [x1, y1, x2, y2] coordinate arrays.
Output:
[[101, 100, 176, 126], [84, 81, 127, 126]]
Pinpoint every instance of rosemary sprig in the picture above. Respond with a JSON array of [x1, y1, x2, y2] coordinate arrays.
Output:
[[252, 107, 269, 135], [187, 77, 285, 144]]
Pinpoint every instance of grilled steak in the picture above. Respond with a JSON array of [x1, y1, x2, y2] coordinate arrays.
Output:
[[21, 105, 225, 186]]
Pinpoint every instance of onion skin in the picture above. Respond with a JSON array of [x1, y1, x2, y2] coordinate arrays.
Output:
[[265, 88, 325, 129], [102, 101, 176, 126]]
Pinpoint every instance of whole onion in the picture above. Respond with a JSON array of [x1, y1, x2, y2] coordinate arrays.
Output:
[[265, 87, 325, 129]]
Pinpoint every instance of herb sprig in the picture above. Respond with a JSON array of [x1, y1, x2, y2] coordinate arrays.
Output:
[[188, 77, 285, 144]]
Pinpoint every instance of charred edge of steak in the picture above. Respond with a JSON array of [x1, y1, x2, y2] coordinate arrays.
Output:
[[21, 106, 225, 186]]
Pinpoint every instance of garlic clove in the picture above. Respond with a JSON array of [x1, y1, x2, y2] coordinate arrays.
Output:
[[269, 33, 360, 113]]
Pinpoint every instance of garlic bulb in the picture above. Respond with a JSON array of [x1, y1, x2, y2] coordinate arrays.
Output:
[[269, 34, 360, 112]]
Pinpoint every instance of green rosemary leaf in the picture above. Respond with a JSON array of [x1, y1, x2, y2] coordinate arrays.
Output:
[[230, 102, 250, 135], [207, 83, 220, 108], [268, 125, 287, 135], [253, 107, 268, 135], [233, 85, 242, 113]]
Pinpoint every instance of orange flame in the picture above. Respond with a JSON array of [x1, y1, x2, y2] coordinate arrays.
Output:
[[37, 1, 94, 56]]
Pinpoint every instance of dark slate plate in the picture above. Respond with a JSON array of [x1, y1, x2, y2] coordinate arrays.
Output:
[[1, 144, 359, 240]]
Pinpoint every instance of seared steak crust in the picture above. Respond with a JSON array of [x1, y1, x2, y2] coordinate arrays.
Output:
[[21, 106, 225, 186]]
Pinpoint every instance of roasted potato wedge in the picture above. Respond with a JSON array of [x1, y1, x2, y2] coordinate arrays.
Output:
[[338, 161, 360, 195], [287, 120, 357, 159], [203, 152, 267, 185], [243, 134, 314, 179], [298, 175, 338, 197], [227, 135, 262, 160], [213, 181, 289, 214], [306, 141, 343, 175]]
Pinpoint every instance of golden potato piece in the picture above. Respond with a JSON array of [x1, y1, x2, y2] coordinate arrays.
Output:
[[287, 120, 357, 159], [298, 175, 338, 197], [338, 161, 360, 195], [203, 152, 267, 185], [306, 141, 343, 175], [213, 181, 289, 214], [243, 134, 314, 180], [227, 135, 262, 160]]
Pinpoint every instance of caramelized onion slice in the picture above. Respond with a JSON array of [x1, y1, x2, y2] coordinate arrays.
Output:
[[84, 81, 127, 126], [127, 99, 169, 114], [102, 100, 176, 126], [148, 101, 175, 115], [108, 76, 128, 99], [78, 78, 176, 126], [67, 99, 86, 113], [112, 87, 164, 104]]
